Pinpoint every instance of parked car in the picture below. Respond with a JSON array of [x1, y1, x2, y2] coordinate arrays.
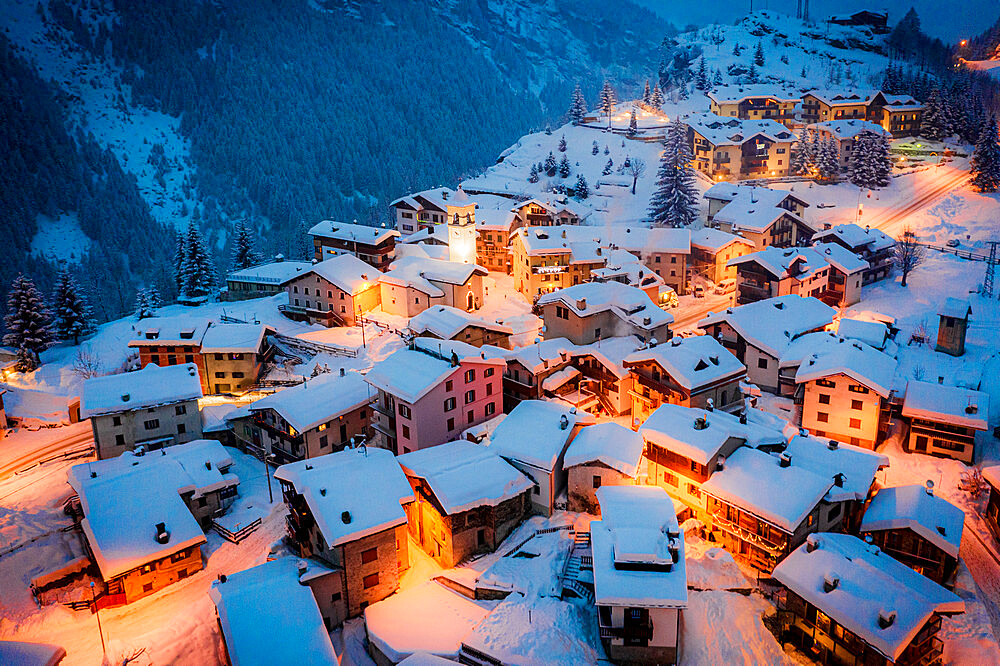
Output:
[[715, 279, 736, 295], [946, 239, 960, 248], [693, 285, 705, 298]]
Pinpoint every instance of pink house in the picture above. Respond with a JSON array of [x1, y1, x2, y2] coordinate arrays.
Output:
[[364, 338, 506, 455]]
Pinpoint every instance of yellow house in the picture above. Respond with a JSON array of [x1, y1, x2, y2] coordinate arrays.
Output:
[[707, 85, 800, 127], [684, 113, 796, 181]]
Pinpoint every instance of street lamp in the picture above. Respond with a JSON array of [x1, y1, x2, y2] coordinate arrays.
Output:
[[263, 452, 276, 503], [90, 582, 106, 657]]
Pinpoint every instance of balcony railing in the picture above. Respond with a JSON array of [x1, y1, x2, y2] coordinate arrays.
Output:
[[599, 622, 655, 641]]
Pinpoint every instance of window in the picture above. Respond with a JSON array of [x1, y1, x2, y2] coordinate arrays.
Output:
[[464, 369, 475, 383], [331, 592, 342, 603], [170, 551, 187, 563], [444, 397, 456, 412], [143, 582, 153, 593], [817, 378, 836, 388], [445, 380, 454, 392], [215, 372, 226, 378], [818, 394, 830, 405], [320, 435, 328, 448], [363, 573, 380, 589], [447, 417, 455, 431], [141, 563, 155, 574], [533, 485, 540, 495], [848, 384, 870, 394], [465, 390, 475, 404], [175, 405, 186, 416], [361, 547, 378, 564], [757, 358, 768, 369], [851, 399, 864, 411], [687, 483, 702, 499], [401, 425, 410, 439], [849, 418, 862, 429], [664, 472, 678, 486], [827, 503, 842, 520], [196, 496, 207, 508], [232, 372, 244, 379], [398, 404, 411, 419], [594, 328, 601, 339], [485, 402, 496, 416], [177, 423, 186, 435], [816, 412, 829, 423], [593, 475, 602, 489], [115, 434, 125, 446], [112, 415, 122, 426], [484, 367, 494, 378], [144, 419, 160, 430], [690, 460, 699, 473]]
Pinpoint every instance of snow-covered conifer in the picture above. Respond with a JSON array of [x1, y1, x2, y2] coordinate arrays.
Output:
[[650, 83, 663, 109], [642, 79, 651, 105], [544, 152, 558, 177], [627, 109, 638, 136], [558, 154, 571, 178], [575, 174, 589, 199], [817, 137, 841, 180], [558, 134, 567, 152], [598, 81, 617, 127], [4, 274, 53, 372], [695, 58, 709, 91], [850, 130, 891, 189], [920, 88, 947, 141], [53, 267, 95, 345], [181, 220, 215, 299], [568, 84, 588, 124], [971, 116, 1000, 193], [603, 158, 613, 175], [647, 119, 699, 227], [754, 41, 765, 67], [230, 220, 261, 271], [592, 140, 600, 155], [528, 163, 539, 183]]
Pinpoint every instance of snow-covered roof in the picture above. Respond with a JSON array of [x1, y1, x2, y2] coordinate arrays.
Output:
[[408, 306, 513, 340], [808, 119, 888, 138], [273, 447, 414, 547], [901, 380, 989, 431], [685, 112, 795, 147], [861, 485, 964, 558], [773, 533, 963, 662], [200, 323, 272, 353], [129, 317, 210, 346], [226, 259, 313, 285], [589, 250, 664, 292], [391, 187, 472, 212], [397, 440, 533, 515], [209, 557, 339, 666], [308, 219, 398, 245], [248, 370, 371, 433], [714, 201, 806, 234], [499, 337, 573, 374], [795, 339, 897, 398], [591, 486, 687, 608], [983, 466, 1000, 490], [365, 580, 492, 663], [707, 84, 801, 104], [704, 183, 808, 209], [625, 335, 745, 391], [566, 335, 644, 380], [690, 227, 755, 253], [698, 295, 836, 359], [537, 282, 673, 331], [812, 223, 894, 253], [778, 435, 888, 503], [812, 242, 869, 274], [68, 440, 237, 579], [802, 89, 877, 106], [639, 404, 783, 466], [365, 338, 503, 404], [488, 400, 596, 472], [0, 642, 67, 666], [306, 254, 380, 295], [938, 297, 971, 320], [702, 446, 834, 532], [541, 365, 580, 392], [80, 363, 203, 418], [381, 256, 486, 297], [514, 225, 690, 258], [836, 318, 890, 350], [563, 422, 644, 477], [729, 244, 866, 279], [475, 207, 518, 231]]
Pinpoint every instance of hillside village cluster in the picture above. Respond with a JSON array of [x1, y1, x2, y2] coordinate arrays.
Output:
[[4, 30, 1000, 666]]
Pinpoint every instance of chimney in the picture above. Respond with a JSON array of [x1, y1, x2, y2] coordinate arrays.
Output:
[[576, 298, 587, 310], [341, 510, 352, 524], [779, 453, 791, 468], [716, 456, 726, 472], [155, 522, 170, 544], [340, 367, 345, 376], [823, 572, 840, 593], [806, 535, 821, 552], [320, 488, 327, 496], [706, 398, 715, 412], [560, 414, 569, 430], [121, 393, 131, 402], [204, 461, 212, 470], [643, 316, 651, 326], [218, 574, 228, 583], [878, 609, 896, 629], [965, 402, 978, 414], [833, 472, 845, 487], [925, 480, 934, 496], [739, 412, 747, 424], [693, 416, 709, 430], [297, 560, 308, 579], [668, 537, 680, 564]]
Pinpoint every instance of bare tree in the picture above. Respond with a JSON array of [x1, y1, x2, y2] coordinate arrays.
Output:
[[71, 346, 104, 380], [627, 158, 647, 195], [894, 227, 925, 287]]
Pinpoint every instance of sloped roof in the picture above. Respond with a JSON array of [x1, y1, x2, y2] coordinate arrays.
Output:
[[563, 422, 645, 477], [639, 404, 783, 466], [685, 112, 795, 146], [488, 400, 596, 471], [365, 338, 503, 404], [537, 282, 673, 332], [625, 335, 745, 391], [307, 254, 380, 295], [248, 371, 371, 433], [227, 259, 312, 285], [901, 380, 989, 431], [308, 219, 398, 245], [795, 339, 897, 398], [698, 295, 836, 359], [200, 323, 272, 354], [408, 306, 513, 340], [860, 485, 965, 558], [381, 256, 486, 297], [812, 223, 894, 252], [81, 363, 203, 418]]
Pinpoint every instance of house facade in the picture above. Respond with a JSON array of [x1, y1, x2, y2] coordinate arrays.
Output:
[[81, 363, 204, 460], [224, 258, 312, 301], [812, 223, 895, 285], [729, 244, 867, 307], [801, 90, 923, 137], [379, 256, 487, 316], [407, 305, 513, 349], [309, 220, 399, 271], [901, 380, 989, 464], [282, 254, 381, 327], [128, 319, 210, 393], [689, 228, 756, 284], [706, 86, 800, 127], [537, 282, 673, 346], [684, 113, 797, 181], [200, 324, 274, 395]]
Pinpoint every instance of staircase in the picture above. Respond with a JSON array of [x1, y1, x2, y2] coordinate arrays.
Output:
[[560, 530, 594, 602], [501, 525, 572, 558]]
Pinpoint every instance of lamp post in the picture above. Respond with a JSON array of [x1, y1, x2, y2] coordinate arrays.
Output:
[[90, 582, 106, 657], [263, 451, 275, 503]]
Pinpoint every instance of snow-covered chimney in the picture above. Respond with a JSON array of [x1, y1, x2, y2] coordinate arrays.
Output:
[[155, 522, 170, 545], [559, 414, 569, 430], [576, 298, 587, 310], [878, 609, 896, 629], [823, 572, 840, 592], [779, 452, 792, 468], [806, 535, 821, 552], [716, 456, 725, 472], [925, 480, 934, 496]]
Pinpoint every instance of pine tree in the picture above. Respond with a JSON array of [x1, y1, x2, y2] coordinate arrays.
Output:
[[850, 130, 892, 189], [754, 41, 765, 67], [603, 158, 613, 175], [558, 154, 571, 178], [627, 109, 638, 136], [695, 58, 709, 91], [746, 62, 759, 84], [568, 84, 588, 124], [598, 81, 617, 128], [971, 116, 1000, 193], [732, 43, 741, 56], [592, 140, 600, 155], [230, 220, 261, 271], [544, 151, 558, 177], [713, 69, 723, 86], [528, 163, 539, 183], [181, 220, 215, 300], [604, 145, 610, 155], [173, 233, 185, 294], [817, 137, 841, 180], [53, 267, 95, 345], [920, 88, 947, 141], [648, 119, 699, 227], [4, 275, 54, 372], [558, 134, 568, 152], [650, 83, 664, 109], [575, 174, 589, 199], [642, 79, 651, 105]]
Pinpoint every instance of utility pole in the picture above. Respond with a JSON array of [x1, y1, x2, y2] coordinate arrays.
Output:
[[90, 582, 106, 657]]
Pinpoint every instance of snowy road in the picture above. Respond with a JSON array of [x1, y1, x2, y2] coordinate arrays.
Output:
[[0, 427, 93, 481], [866, 166, 970, 236]]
